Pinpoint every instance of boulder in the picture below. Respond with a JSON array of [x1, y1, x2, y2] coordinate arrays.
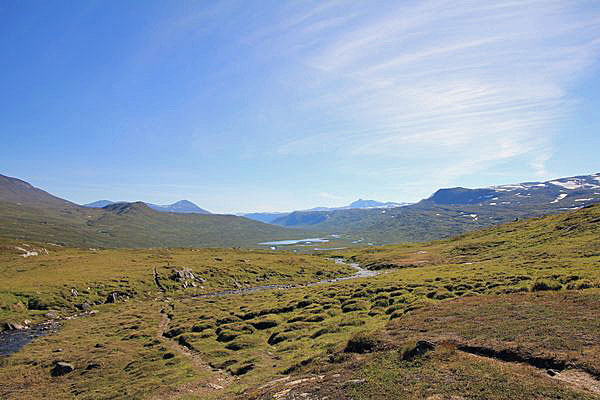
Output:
[[51, 362, 75, 376], [4, 322, 25, 330], [45, 311, 59, 319]]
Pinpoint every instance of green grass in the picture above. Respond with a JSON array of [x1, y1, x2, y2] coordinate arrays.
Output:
[[0, 238, 354, 327]]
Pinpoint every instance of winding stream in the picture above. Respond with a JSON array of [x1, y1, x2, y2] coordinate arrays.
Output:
[[194, 259, 378, 298], [0, 259, 377, 357]]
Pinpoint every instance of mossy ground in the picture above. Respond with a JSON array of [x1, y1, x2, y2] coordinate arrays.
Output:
[[1, 205, 600, 399]]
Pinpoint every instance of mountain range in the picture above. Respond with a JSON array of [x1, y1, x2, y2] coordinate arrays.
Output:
[[241, 199, 410, 223], [0, 174, 312, 248], [84, 199, 211, 214], [266, 173, 600, 243], [1, 172, 599, 247]]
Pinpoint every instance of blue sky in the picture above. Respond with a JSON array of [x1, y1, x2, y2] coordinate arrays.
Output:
[[1, 1, 599, 213]]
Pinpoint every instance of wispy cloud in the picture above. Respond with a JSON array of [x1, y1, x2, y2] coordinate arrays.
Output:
[[259, 0, 600, 183]]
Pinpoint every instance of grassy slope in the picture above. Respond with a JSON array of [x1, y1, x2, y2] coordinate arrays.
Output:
[[0, 201, 317, 248], [1, 205, 599, 399]]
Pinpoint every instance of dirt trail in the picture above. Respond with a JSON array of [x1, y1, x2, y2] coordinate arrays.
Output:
[[152, 302, 234, 399]]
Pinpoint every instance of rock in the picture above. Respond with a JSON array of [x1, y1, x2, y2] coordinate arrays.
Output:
[[53, 348, 63, 353], [343, 379, 366, 387], [86, 363, 101, 370], [207, 382, 223, 390], [4, 322, 25, 330], [169, 267, 206, 287], [105, 292, 117, 303], [71, 288, 78, 296], [162, 352, 175, 360], [23, 319, 32, 325], [547, 369, 561, 376], [45, 311, 59, 319], [51, 362, 75, 376], [76, 302, 92, 311]]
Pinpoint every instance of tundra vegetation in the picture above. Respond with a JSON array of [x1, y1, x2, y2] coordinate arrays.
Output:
[[1, 205, 599, 399]]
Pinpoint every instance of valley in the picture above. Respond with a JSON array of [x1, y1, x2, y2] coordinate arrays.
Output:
[[1, 202, 599, 399], [4, 2, 600, 398]]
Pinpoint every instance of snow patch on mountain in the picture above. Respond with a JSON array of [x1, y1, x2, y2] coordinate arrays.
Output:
[[549, 180, 583, 190]]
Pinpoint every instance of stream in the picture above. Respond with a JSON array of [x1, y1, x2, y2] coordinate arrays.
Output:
[[0, 259, 377, 357], [195, 259, 378, 298], [0, 320, 61, 357]]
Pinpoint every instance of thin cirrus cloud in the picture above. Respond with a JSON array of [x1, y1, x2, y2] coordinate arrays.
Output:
[[264, 0, 600, 181]]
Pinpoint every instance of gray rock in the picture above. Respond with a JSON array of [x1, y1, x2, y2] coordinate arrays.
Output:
[[4, 322, 25, 330], [45, 311, 59, 319], [86, 363, 101, 370], [51, 362, 75, 376], [547, 369, 561, 376]]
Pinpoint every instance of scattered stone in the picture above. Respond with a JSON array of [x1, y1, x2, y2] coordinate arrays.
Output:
[[45, 311, 59, 319], [23, 319, 32, 325], [547, 369, 561, 376], [76, 302, 92, 311], [162, 352, 175, 360], [206, 382, 224, 390], [86, 363, 101, 370], [53, 348, 63, 353], [343, 379, 365, 387], [4, 322, 25, 331], [105, 292, 129, 304], [51, 362, 75, 376], [71, 288, 78, 296], [273, 388, 292, 399], [286, 376, 324, 387]]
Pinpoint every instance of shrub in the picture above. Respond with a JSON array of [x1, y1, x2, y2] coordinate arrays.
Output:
[[566, 279, 595, 290], [343, 331, 380, 354], [530, 279, 562, 291], [400, 340, 436, 361]]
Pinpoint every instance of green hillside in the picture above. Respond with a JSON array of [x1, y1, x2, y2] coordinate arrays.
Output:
[[0, 174, 314, 248]]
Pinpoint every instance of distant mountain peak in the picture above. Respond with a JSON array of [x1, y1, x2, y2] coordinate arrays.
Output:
[[84, 199, 211, 214], [102, 201, 151, 215]]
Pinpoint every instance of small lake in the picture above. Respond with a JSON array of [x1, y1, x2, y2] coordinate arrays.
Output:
[[259, 238, 330, 246]]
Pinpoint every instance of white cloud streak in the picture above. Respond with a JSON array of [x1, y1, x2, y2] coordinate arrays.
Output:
[[259, 0, 600, 182]]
